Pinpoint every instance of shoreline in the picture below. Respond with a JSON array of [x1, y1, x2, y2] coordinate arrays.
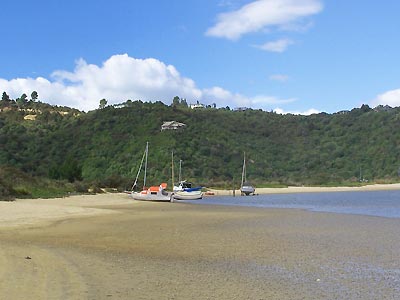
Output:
[[0, 183, 399, 228], [206, 182, 400, 196]]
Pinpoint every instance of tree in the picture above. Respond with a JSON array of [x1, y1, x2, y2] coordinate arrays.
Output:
[[16, 94, 28, 108], [1, 92, 10, 108], [2, 92, 10, 102], [180, 98, 188, 107], [31, 91, 38, 101], [49, 158, 82, 182], [99, 98, 107, 109], [172, 96, 180, 107]]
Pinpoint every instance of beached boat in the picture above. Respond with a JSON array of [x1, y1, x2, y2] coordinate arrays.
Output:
[[173, 181, 203, 200], [240, 152, 256, 196], [132, 182, 172, 201], [130, 142, 172, 202], [172, 158, 203, 200]]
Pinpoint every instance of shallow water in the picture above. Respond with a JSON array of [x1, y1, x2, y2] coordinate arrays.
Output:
[[184, 190, 400, 218]]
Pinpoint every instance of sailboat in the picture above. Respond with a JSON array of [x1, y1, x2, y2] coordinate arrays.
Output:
[[172, 157, 203, 200], [130, 142, 172, 202], [240, 152, 256, 196]]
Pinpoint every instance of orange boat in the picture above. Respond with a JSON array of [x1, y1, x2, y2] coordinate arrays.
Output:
[[132, 183, 172, 202], [130, 143, 172, 202]]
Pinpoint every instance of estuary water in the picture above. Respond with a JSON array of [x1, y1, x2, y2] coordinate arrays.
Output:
[[185, 190, 400, 218]]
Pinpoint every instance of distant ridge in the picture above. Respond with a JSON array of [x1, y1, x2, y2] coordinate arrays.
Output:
[[1, 97, 400, 191]]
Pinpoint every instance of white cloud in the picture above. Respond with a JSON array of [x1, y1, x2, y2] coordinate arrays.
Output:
[[255, 38, 294, 52], [206, 0, 323, 40], [0, 54, 203, 111], [204, 86, 296, 108], [269, 74, 289, 82], [274, 107, 319, 115], [0, 53, 297, 112], [203, 86, 233, 100], [371, 89, 400, 108]]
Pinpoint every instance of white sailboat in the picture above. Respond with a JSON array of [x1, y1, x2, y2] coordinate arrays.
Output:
[[172, 158, 203, 200], [240, 152, 255, 196], [130, 142, 172, 202]]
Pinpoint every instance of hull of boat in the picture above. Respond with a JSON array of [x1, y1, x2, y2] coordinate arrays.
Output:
[[131, 191, 172, 202], [240, 186, 255, 196], [172, 190, 203, 200]]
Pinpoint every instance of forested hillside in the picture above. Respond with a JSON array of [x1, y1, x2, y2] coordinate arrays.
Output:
[[1, 93, 400, 199]]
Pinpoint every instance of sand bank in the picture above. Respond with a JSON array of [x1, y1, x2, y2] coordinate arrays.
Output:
[[0, 193, 133, 228], [0, 192, 400, 299]]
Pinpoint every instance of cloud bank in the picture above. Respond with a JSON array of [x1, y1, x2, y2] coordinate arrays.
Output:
[[273, 107, 319, 115], [206, 0, 323, 40], [0, 54, 293, 111], [371, 89, 400, 108], [2, 53, 398, 114]]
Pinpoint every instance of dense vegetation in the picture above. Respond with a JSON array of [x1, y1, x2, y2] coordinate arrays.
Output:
[[1, 91, 400, 199]]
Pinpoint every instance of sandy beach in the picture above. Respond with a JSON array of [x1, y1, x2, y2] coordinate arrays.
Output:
[[1, 189, 400, 299]]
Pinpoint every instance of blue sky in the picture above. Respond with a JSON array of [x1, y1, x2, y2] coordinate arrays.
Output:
[[1, 0, 400, 113]]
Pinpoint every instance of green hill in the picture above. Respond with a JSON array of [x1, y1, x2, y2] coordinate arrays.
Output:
[[1, 96, 400, 199]]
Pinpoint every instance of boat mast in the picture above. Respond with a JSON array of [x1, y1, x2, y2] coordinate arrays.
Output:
[[131, 142, 148, 191], [143, 141, 148, 189], [171, 151, 175, 187], [241, 152, 246, 188], [179, 159, 182, 182]]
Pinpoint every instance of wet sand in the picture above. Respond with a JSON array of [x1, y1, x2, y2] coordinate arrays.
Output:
[[0, 193, 400, 299]]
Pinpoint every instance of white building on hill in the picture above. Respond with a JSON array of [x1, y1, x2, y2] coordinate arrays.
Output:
[[161, 121, 186, 131], [189, 103, 205, 109]]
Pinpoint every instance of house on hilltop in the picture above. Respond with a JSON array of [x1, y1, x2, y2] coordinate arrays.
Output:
[[161, 121, 186, 131], [190, 103, 204, 109], [189, 100, 205, 109], [234, 107, 249, 111]]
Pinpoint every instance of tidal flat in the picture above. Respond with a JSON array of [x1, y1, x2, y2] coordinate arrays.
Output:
[[0, 193, 399, 299]]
